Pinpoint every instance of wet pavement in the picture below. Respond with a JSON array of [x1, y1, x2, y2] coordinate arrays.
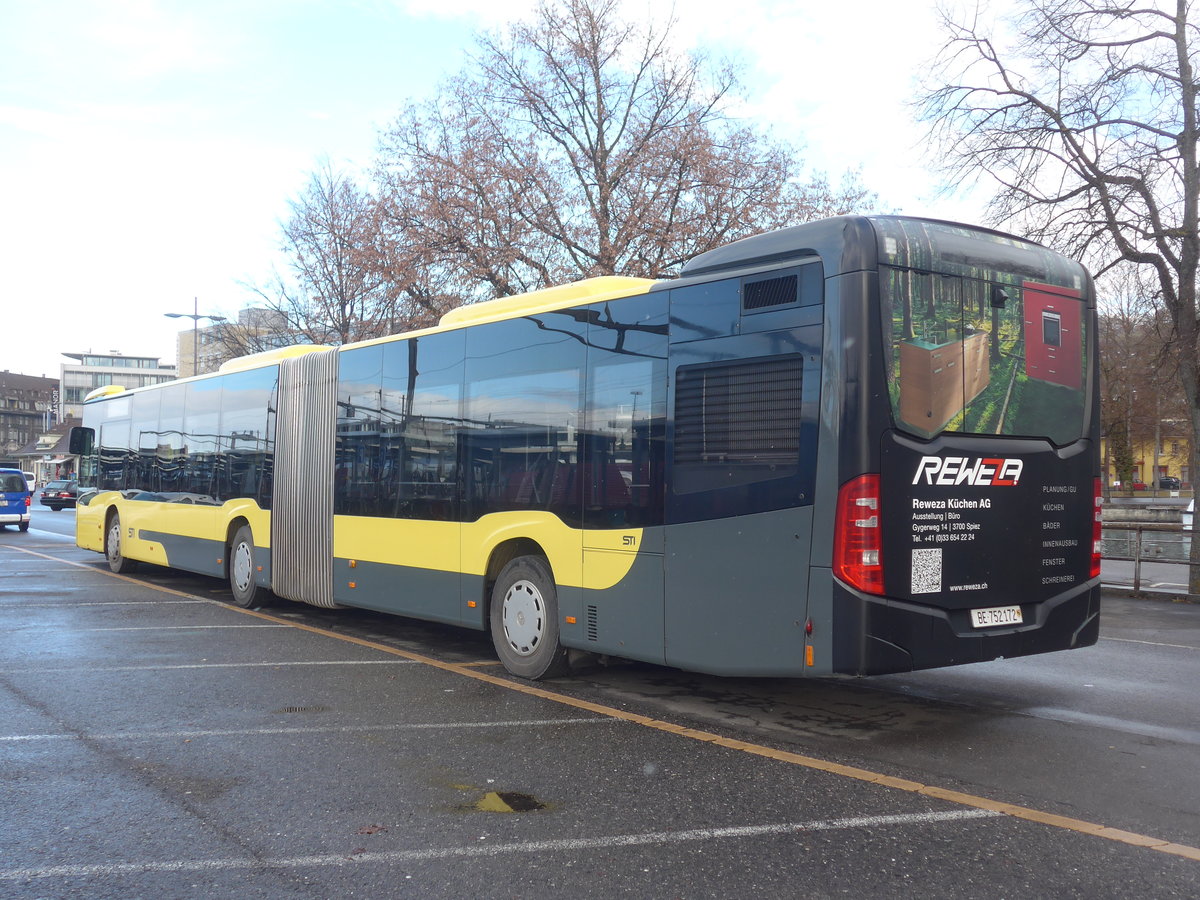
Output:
[[1, 525, 1198, 898]]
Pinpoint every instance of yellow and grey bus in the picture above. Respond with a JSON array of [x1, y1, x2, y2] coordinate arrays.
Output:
[[72, 216, 1102, 679]]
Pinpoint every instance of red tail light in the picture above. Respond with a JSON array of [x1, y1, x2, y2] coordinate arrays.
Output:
[[24, 495, 31, 508], [1091, 477, 1102, 579], [834, 474, 885, 595]]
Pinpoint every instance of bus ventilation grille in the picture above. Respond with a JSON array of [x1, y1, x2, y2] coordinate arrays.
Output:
[[743, 273, 798, 310], [674, 356, 803, 465], [586, 605, 599, 642]]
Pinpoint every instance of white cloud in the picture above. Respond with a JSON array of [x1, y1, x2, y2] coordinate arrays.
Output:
[[399, 0, 541, 27], [1, 0, 1002, 380], [0, 104, 75, 138]]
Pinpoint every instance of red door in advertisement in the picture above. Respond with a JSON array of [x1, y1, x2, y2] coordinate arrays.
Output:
[[1023, 281, 1082, 390]]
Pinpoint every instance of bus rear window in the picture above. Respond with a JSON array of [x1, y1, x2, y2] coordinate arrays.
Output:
[[875, 220, 1089, 446]]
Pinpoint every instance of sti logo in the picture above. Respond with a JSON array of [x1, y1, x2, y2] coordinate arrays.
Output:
[[912, 456, 1023, 487]]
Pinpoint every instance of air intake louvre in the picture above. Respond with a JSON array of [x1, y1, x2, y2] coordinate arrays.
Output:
[[743, 273, 798, 310], [586, 605, 599, 642], [674, 356, 803, 465]]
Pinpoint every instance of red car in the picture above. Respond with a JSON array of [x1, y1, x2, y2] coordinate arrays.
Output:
[[40, 479, 80, 511]]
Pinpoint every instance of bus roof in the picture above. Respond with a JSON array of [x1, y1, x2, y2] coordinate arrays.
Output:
[[437, 276, 655, 328], [218, 344, 331, 374]]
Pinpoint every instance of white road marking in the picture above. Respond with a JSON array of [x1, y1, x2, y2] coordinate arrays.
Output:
[[0, 718, 615, 742], [1022, 707, 1200, 745], [1101, 637, 1197, 651], [0, 809, 1000, 881], [1, 600, 201, 607], [2, 660, 418, 673], [11, 624, 290, 632]]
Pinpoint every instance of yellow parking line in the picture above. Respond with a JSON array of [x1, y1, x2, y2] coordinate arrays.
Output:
[[12, 543, 1200, 863]]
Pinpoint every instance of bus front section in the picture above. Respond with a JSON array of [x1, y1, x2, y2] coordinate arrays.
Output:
[[832, 217, 1101, 675]]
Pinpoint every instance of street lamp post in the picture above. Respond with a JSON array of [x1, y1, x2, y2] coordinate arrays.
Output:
[[165, 297, 226, 376]]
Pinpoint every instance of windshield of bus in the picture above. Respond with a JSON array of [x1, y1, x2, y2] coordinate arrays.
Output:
[[874, 218, 1090, 446]]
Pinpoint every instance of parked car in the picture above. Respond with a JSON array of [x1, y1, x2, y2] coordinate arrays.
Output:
[[22, 471, 36, 491], [1159, 476, 1182, 490], [0, 468, 32, 531], [40, 479, 80, 510], [1185, 499, 1194, 532]]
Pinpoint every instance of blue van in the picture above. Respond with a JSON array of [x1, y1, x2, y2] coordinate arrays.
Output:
[[0, 468, 32, 532]]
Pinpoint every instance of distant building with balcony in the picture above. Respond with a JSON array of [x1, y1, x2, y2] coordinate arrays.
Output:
[[0, 371, 58, 464], [13, 417, 82, 484], [60, 353, 176, 420]]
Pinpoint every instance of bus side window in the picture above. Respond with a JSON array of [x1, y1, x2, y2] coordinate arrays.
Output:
[[584, 291, 668, 528], [380, 332, 464, 522], [464, 316, 585, 525]]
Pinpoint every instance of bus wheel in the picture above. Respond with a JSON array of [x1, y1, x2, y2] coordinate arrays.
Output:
[[490, 556, 569, 680], [105, 514, 139, 574], [229, 525, 269, 609]]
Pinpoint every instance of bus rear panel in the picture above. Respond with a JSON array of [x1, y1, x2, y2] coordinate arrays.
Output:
[[827, 217, 1100, 674]]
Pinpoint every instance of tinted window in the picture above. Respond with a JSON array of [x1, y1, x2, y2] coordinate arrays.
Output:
[[669, 277, 739, 343], [131, 389, 161, 492], [96, 396, 132, 492], [463, 314, 585, 523], [1, 473, 26, 493], [183, 380, 222, 501], [666, 325, 820, 524], [157, 383, 186, 493], [335, 345, 385, 516], [380, 332, 464, 520], [221, 367, 276, 506], [108, 369, 277, 506], [877, 219, 1089, 444], [583, 293, 667, 527]]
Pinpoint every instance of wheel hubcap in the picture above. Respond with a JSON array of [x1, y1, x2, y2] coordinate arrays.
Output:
[[502, 579, 544, 656], [233, 542, 253, 592], [107, 524, 119, 558]]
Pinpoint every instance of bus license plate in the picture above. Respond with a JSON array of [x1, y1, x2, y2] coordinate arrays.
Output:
[[970, 605, 1023, 628]]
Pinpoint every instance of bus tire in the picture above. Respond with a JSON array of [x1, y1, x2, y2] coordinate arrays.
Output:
[[105, 514, 139, 574], [490, 556, 569, 680], [229, 525, 269, 609]]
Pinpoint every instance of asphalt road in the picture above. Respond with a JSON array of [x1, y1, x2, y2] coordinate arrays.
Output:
[[1, 516, 1197, 898]]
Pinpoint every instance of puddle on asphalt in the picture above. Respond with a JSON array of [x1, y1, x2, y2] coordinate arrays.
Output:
[[460, 791, 549, 813]]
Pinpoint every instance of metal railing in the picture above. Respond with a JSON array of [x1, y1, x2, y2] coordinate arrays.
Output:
[[1101, 522, 1196, 594]]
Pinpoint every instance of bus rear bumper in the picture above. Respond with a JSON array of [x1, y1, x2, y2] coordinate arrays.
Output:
[[832, 579, 1101, 676]]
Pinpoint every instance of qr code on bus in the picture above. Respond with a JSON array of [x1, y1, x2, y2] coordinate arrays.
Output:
[[911, 548, 942, 594]]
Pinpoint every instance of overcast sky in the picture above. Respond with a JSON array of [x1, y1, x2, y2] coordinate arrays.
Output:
[[1, 0, 994, 379]]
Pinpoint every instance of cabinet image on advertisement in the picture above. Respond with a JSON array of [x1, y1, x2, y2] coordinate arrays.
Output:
[[899, 330, 990, 438], [1024, 283, 1082, 390]]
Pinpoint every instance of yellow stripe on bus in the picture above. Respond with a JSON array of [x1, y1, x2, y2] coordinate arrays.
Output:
[[334, 511, 641, 590]]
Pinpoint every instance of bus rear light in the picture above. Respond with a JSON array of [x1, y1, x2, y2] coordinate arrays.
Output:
[[834, 474, 885, 595], [1091, 477, 1102, 579]]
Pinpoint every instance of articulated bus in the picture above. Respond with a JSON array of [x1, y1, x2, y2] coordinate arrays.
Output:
[[72, 216, 1102, 679]]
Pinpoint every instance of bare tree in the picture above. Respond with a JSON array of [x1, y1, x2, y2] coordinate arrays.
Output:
[[920, 0, 1200, 594], [375, 0, 873, 300], [1098, 284, 1159, 493], [237, 161, 407, 354]]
